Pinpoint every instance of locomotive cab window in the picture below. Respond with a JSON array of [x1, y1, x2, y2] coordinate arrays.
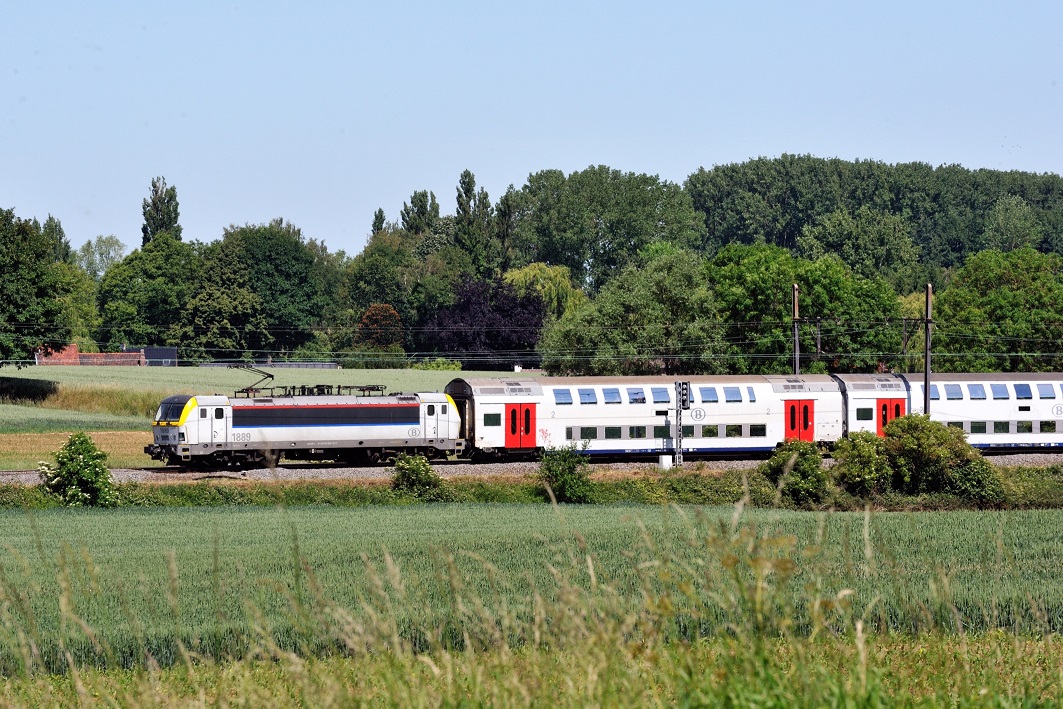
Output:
[[214, 408, 224, 419], [200, 408, 208, 418], [427, 405, 435, 416], [699, 387, 718, 403]]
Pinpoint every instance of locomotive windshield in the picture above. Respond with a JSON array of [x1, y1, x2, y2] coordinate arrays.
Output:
[[154, 395, 192, 423]]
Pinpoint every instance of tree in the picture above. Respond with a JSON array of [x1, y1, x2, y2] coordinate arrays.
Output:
[[372, 208, 386, 234], [218, 219, 324, 354], [503, 263, 587, 321], [141, 176, 182, 246], [513, 166, 705, 292], [400, 190, 439, 235], [96, 233, 200, 348], [75, 235, 127, 282], [42, 215, 72, 263], [934, 248, 1063, 372], [981, 194, 1042, 252], [0, 208, 72, 363], [710, 244, 901, 374], [357, 303, 404, 349], [539, 251, 725, 375], [422, 279, 545, 369], [454, 170, 498, 279], [170, 238, 271, 361]]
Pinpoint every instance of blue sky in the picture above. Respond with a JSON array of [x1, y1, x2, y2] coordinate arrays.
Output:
[[3, 1, 1060, 257]]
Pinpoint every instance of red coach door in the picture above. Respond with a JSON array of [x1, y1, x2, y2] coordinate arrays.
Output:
[[504, 403, 537, 449], [876, 398, 906, 436], [784, 400, 816, 442]]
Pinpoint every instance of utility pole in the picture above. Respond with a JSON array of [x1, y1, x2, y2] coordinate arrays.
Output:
[[792, 283, 800, 375], [923, 283, 933, 415]]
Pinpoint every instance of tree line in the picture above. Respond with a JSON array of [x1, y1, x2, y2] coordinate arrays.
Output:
[[3, 158, 1063, 374]]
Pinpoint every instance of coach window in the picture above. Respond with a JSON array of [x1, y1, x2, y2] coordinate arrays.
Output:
[[580, 427, 598, 440], [1037, 384, 1056, 399], [653, 425, 671, 438], [701, 424, 718, 437], [993, 421, 1010, 434], [947, 421, 964, 429], [627, 388, 646, 404], [578, 388, 597, 405], [1014, 384, 1033, 400], [651, 387, 670, 404], [1017, 421, 1033, 433], [968, 384, 986, 400], [1041, 421, 1057, 433], [603, 388, 622, 404], [553, 389, 573, 405], [427, 405, 435, 416], [699, 387, 718, 403], [604, 426, 622, 440], [726, 424, 742, 437], [682, 425, 695, 437], [629, 425, 647, 438], [750, 424, 767, 437], [944, 384, 963, 400], [922, 385, 940, 400], [747, 387, 757, 402], [970, 421, 987, 434], [991, 384, 1009, 400], [565, 427, 573, 440], [856, 408, 873, 421], [483, 413, 501, 426], [723, 387, 742, 403], [214, 408, 224, 419]]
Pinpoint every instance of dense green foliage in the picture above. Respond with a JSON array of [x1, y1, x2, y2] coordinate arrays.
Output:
[[537, 444, 594, 503], [6, 157, 1063, 370], [37, 432, 118, 507], [391, 453, 445, 500], [758, 439, 828, 504]]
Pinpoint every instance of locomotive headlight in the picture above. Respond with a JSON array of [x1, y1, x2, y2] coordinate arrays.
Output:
[[178, 432, 185, 442]]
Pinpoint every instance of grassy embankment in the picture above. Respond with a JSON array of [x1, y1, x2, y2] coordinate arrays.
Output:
[[1, 504, 1061, 704], [0, 367, 492, 469]]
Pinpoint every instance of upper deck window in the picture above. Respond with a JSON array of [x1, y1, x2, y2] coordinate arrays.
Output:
[[553, 389, 573, 405], [651, 387, 670, 404], [944, 384, 963, 400], [578, 388, 597, 405], [747, 386, 757, 402], [968, 384, 986, 400], [922, 385, 940, 400], [1037, 383, 1056, 399], [1014, 383, 1033, 400], [603, 388, 622, 404], [991, 384, 1009, 400], [723, 387, 742, 403], [699, 386, 719, 403], [627, 388, 646, 404]]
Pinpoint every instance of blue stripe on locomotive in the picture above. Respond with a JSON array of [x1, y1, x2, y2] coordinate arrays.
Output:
[[232, 404, 420, 428]]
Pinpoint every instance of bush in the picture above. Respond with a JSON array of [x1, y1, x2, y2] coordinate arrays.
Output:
[[539, 445, 594, 503], [947, 457, 1005, 507], [410, 357, 463, 371], [391, 454, 444, 501], [759, 440, 827, 505], [832, 431, 891, 496], [37, 432, 119, 507]]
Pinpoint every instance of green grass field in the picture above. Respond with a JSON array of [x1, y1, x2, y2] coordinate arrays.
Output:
[[3, 504, 1063, 673]]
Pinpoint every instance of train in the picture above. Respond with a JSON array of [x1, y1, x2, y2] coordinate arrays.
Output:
[[145, 371, 1063, 468]]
